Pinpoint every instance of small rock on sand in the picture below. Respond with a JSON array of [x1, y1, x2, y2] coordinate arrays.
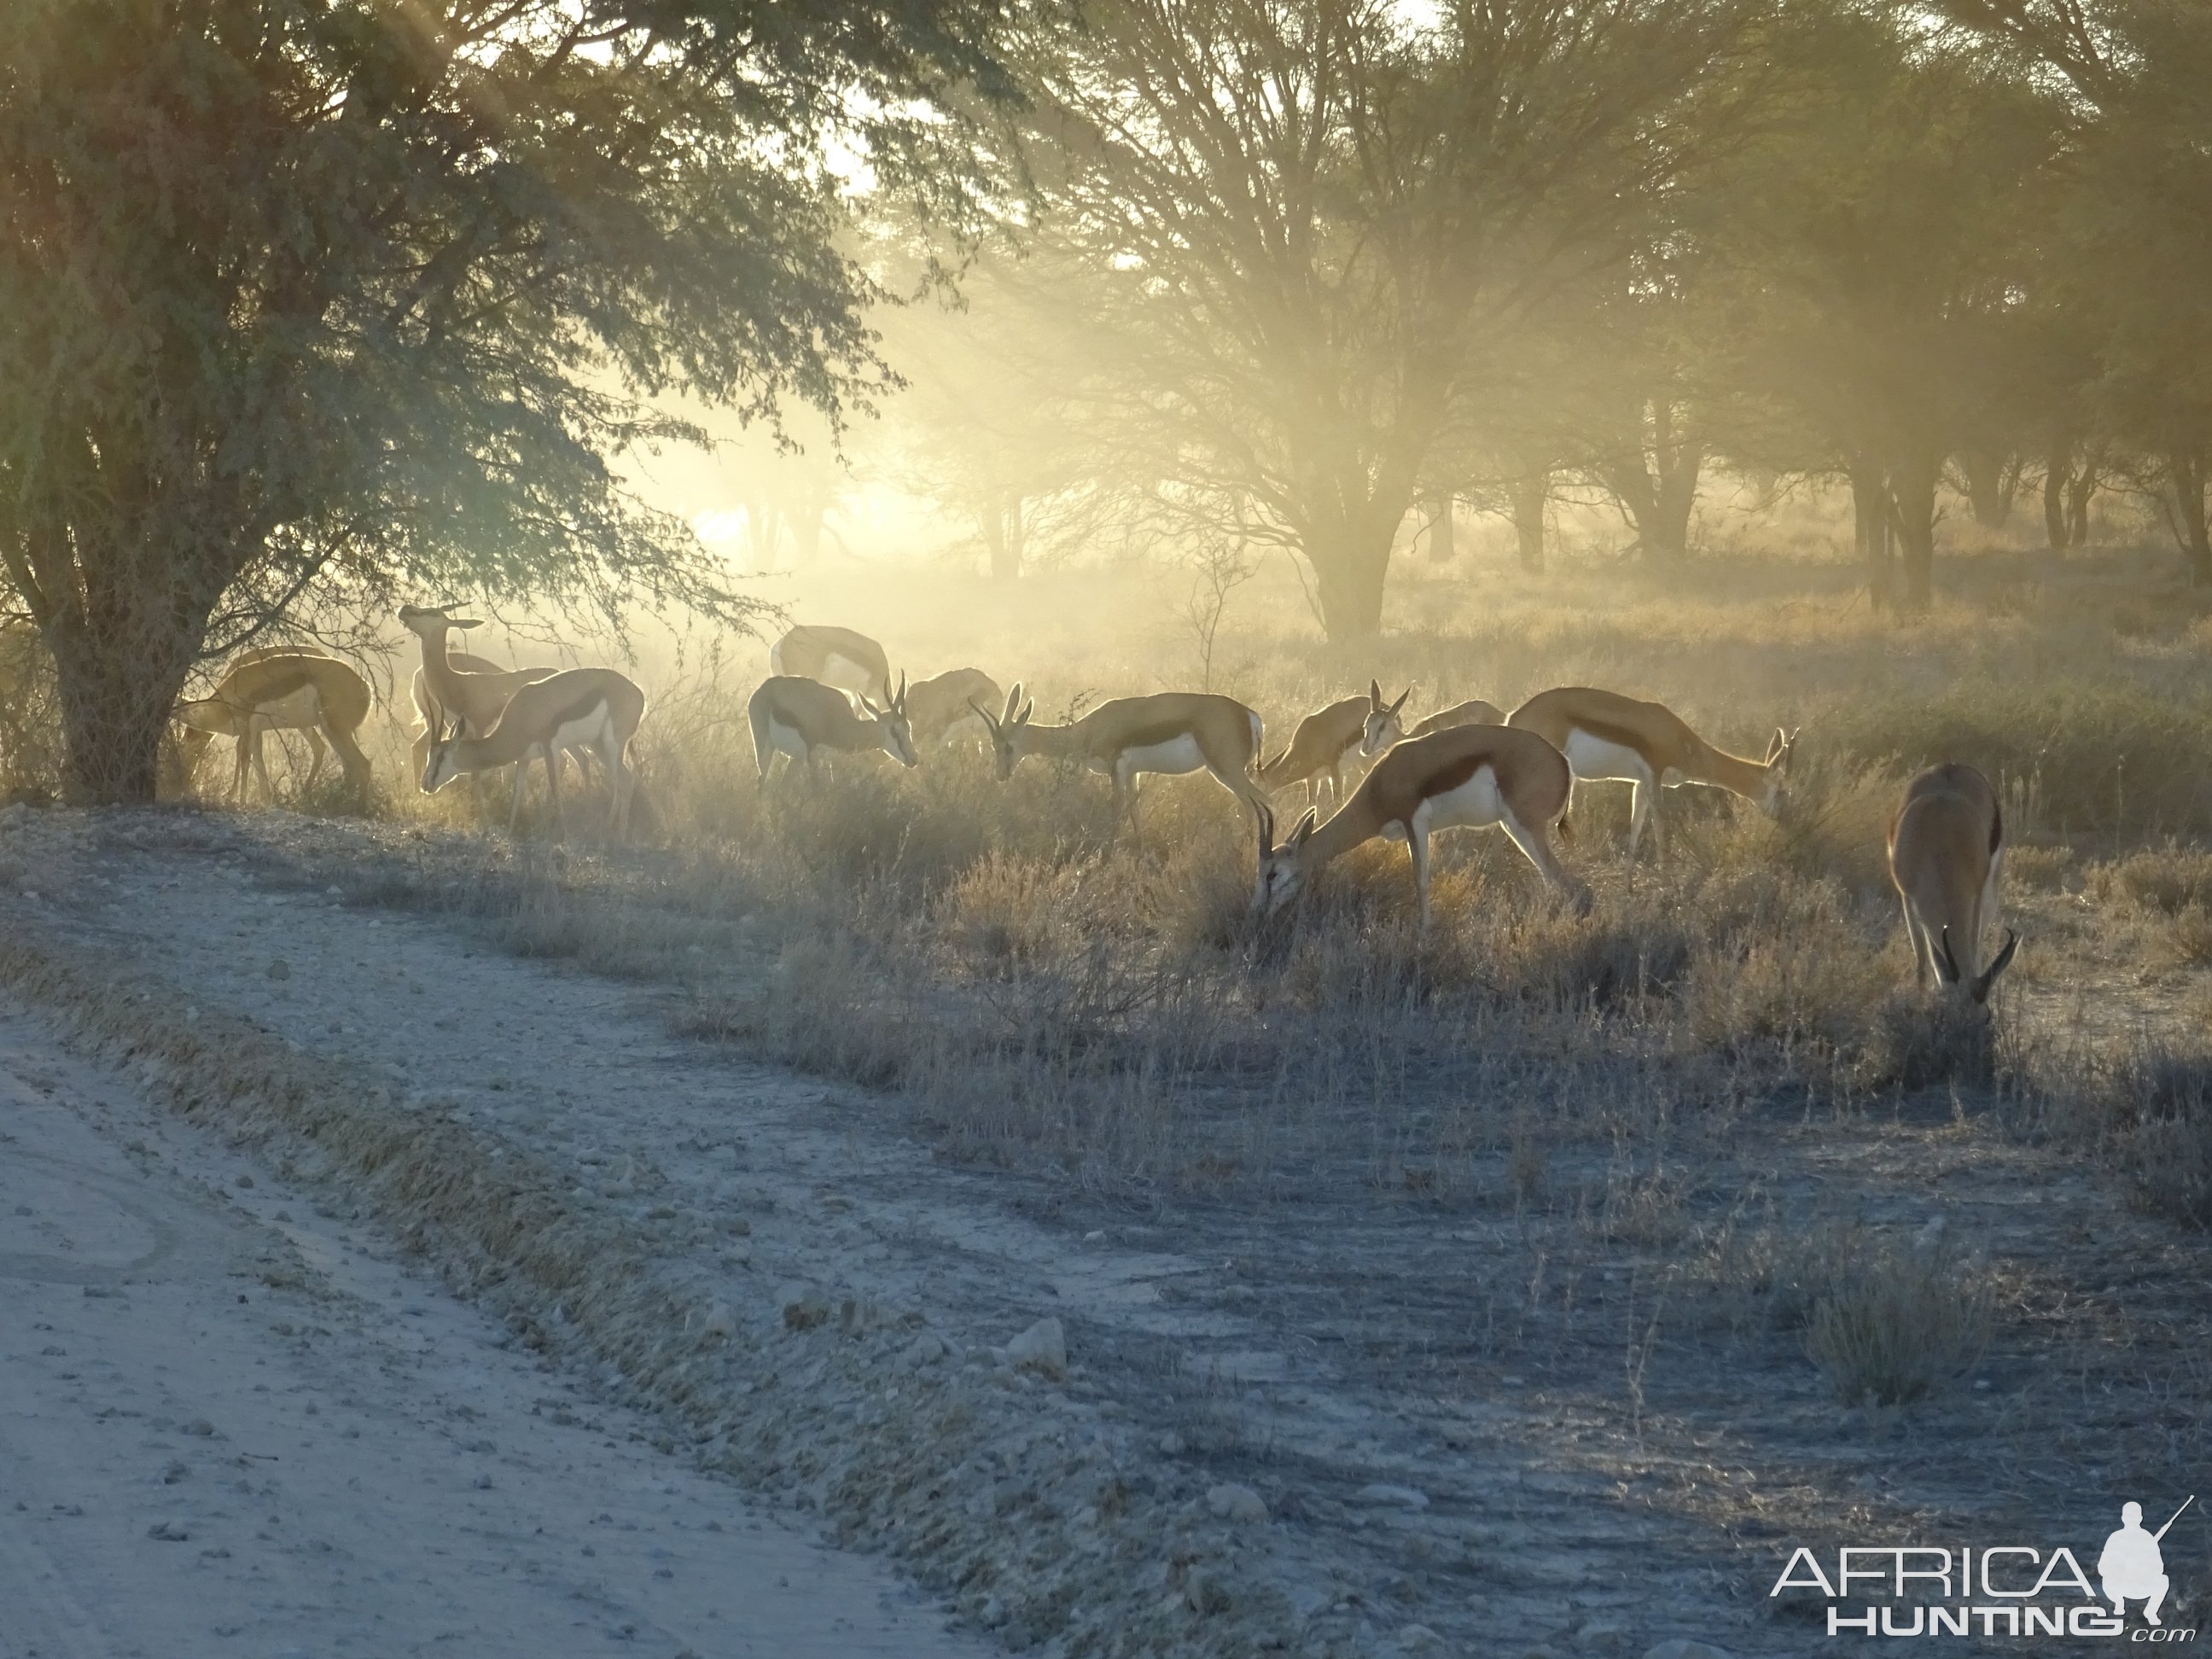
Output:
[[1205, 1483, 1269, 1524], [1394, 1627, 1445, 1653], [777, 1282, 830, 1330], [267, 957, 290, 981], [900, 1332, 948, 1371], [1004, 1316, 1067, 1380], [701, 1301, 736, 1340]]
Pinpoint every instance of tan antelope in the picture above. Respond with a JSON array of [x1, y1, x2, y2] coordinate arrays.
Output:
[[173, 649, 374, 805], [904, 667, 1004, 750], [1407, 697, 1506, 740], [974, 684, 1272, 825], [1887, 763, 2017, 1000], [1254, 724, 1590, 928], [749, 673, 917, 778], [422, 668, 646, 838], [409, 650, 555, 779], [1508, 686, 1796, 859], [1260, 681, 1411, 806], [769, 625, 893, 706]]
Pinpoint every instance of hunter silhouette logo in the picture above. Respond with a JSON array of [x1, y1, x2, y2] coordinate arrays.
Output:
[[2102, 1498, 2192, 1627], [1772, 1494, 2199, 1639]]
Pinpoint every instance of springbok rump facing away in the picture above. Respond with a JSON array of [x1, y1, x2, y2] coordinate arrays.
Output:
[[904, 667, 1004, 749], [1508, 685, 1796, 859], [422, 667, 646, 839], [1888, 762, 2018, 1001], [174, 649, 374, 806], [1260, 680, 1410, 806], [749, 673, 917, 778], [1254, 723, 1590, 928], [1408, 697, 1506, 740], [975, 684, 1272, 826], [769, 625, 893, 706]]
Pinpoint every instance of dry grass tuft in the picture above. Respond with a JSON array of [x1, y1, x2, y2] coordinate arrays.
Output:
[[1804, 1242, 1995, 1406]]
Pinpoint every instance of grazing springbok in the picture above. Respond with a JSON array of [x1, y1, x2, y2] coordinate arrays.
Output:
[[1888, 762, 2018, 1001], [749, 673, 917, 778], [1254, 724, 1590, 928], [975, 684, 1272, 826], [422, 667, 647, 838], [397, 603, 580, 782], [1407, 697, 1506, 740], [1508, 686, 1796, 859], [769, 626, 893, 706], [173, 649, 374, 805], [1260, 681, 1411, 806], [904, 667, 1004, 750]]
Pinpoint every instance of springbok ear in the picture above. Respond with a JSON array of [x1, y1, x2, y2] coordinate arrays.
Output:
[[894, 670, 908, 707], [1290, 806, 1318, 847], [450, 617, 483, 632], [1370, 678, 1382, 706], [1976, 928, 2020, 1002], [1254, 799, 1275, 853], [1016, 700, 1033, 725], [1389, 687, 1411, 717], [859, 695, 881, 717], [1002, 684, 1023, 723]]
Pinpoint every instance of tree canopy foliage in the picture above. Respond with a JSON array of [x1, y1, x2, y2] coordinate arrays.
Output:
[[0, 0, 1010, 799]]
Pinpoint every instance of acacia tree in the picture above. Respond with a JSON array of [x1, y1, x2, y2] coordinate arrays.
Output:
[[1021, 0, 1761, 640], [0, 0, 1008, 801]]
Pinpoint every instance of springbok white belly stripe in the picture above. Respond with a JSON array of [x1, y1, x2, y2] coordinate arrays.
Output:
[[1561, 729, 1652, 785], [1412, 764, 1506, 837], [1120, 735, 1207, 777]]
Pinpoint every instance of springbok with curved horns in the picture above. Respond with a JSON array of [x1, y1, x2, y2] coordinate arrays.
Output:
[[1260, 680, 1410, 806], [749, 672, 917, 778], [975, 684, 1272, 826], [1508, 686, 1796, 859], [1254, 723, 1590, 928], [904, 667, 1003, 750], [1888, 762, 2018, 1001], [422, 667, 647, 839]]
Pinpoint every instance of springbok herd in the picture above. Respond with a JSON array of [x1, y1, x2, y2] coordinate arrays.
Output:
[[170, 614, 2018, 1004]]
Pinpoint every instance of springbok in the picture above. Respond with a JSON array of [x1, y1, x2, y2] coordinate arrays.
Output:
[[904, 667, 1004, 750], [173, 649, 374, 805], [1260, 681, 1410, 806], [1407, 697, 1506, 740], [974, 684, 1271, 826], [1508, 686, 1796, 859], [1888, 763, 2018, 1000], [749, 673, 917, 778], [422, 667, 646, 838], [397, 604, 580, 782], [769, 626, 893, 706], [1254, 724, 1590, 928]]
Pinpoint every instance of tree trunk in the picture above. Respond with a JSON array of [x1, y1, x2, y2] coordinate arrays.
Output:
[[2043, 439, 2071, 551], [789, 499, 826, 567], [2065, 471, 2093, 549], [1305, 515, 1395, 640], [1889, 453, 1940, 613], [1850, 455, 1895, 611], [2169, 447, 2212, 585], [1424, 496, 1455, 563], [1603, 399, 1700, 561], [47, 604, 201, 806], [982, 492, 1023, 581], [1511, 472, 1547, 574], [1958, 448, 2013, 529]]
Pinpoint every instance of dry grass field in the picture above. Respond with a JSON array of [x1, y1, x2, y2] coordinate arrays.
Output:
[[24, 528, 2212, 1652]]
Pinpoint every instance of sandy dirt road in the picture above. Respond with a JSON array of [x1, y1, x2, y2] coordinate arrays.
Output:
[[0, 998, 992, 1659]]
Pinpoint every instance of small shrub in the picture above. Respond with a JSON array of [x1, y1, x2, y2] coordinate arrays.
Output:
[[2093, 844, 2212, 915], [1805, 1244, 1994, 1406]]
